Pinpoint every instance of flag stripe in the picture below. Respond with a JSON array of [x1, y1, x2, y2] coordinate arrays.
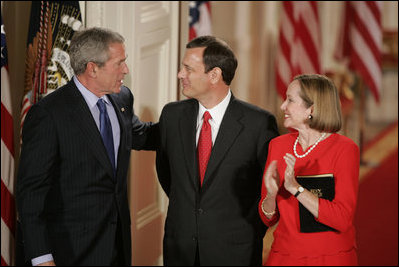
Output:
[[195, 3, 212, 37], [282, 2, 295, 43], [1, 142, 14, 194], [352, 3, 381, 61], [189, 27, 197, 41], [295, 19, 320, 72], [367, 1, 382, 21], [21, 104, 31, 121], [350, 26, 381, 80], [334, 1, 382, 103], [275, 2, 294, 98], [1, 256, 7, 266], [299, 2, 320, 52], [355, 2, 381, 47], [1, 218, 15, 266], [296, 2, 321, 73], [189, 1, 212, 40], [351, 50, 381, 101], [350, 38, 381, 101], [2, 13, 16, 266], [21, 96, 31, 122], [275, 1, 321, 99], [297, 42, 317, 74], [1, 104, 15, 157], [1, 180, 16, 234]]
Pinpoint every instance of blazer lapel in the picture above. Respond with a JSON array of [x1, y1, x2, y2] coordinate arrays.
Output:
[[179, 101, 199, 190], [65, 83, 115, 179], [202, 97, 243, 189], [108, 94, 128, 182]]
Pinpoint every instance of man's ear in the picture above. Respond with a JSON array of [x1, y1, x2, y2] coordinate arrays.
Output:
[[210, 67, 222, 84], [87, 62, 97, 78]]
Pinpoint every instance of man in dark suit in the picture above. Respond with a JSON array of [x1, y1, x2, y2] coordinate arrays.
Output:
[[16, 27, 157, 266], [156, 36, 279, 266]]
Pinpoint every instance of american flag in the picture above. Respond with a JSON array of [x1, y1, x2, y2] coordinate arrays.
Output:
[[335, 1, 382, 103], [189, 1, 212, 40], [275, 1, 321, 99], [1, 17, 16, 266]]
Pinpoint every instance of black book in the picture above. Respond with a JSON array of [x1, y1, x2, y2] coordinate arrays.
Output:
[[296, 174, 337, 233]]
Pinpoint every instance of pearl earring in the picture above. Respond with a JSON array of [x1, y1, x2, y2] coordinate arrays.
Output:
[[308, 115, 312, 119]]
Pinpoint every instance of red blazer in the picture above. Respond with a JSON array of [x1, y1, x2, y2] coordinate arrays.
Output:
[[259, 133, 359, 257]]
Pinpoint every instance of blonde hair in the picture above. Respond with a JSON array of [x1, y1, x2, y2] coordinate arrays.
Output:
[[294, 74, 342, 132]]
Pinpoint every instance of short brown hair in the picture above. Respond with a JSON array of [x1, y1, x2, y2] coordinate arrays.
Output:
[[294, 74, 342, 132], [186, 35, 237, 86]]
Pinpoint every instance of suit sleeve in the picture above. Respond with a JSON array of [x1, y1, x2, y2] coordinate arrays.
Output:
[[316, 142, 360, 232], [16, 104, 58, 260], [256, 113, 279, 169], [131, 112, 159, 151], [129, 90, 159, 151], [155, 107, 171, 196]]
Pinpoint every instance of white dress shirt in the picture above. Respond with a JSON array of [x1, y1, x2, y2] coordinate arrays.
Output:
[[196, 90, 232, 146]]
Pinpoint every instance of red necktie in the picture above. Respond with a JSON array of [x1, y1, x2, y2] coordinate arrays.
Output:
[[198, 111, 212, 186]]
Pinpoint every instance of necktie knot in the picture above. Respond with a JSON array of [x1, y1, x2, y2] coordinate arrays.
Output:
[[97, 99, 106, 113], [203, 111, 211, 122]]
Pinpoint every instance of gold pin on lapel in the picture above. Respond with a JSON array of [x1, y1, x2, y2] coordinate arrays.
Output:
[[121, 107, 125, 112]]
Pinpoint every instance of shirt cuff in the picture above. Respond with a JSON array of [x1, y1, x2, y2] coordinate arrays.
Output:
[[32, 254, 54, 266]]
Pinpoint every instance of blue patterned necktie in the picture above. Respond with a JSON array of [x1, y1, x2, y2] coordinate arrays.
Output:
[[97, 99, 116, 174]]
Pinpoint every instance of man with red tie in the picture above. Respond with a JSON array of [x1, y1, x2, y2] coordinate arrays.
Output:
[[156, 35, 279, 266]]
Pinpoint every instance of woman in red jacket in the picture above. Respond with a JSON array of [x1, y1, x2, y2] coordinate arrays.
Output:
[[260, 74, 359, 266]]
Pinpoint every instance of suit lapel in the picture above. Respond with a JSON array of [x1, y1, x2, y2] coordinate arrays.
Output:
[[65, 82, 115, 179], [108, 94, 128, 182], [179, 101, 199, 190], [202, 97, 243, 189]]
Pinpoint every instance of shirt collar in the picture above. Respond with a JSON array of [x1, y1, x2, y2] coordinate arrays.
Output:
[[197, 89, 231, 126]]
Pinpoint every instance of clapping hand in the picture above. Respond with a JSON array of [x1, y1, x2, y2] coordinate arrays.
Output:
[[283, 153, 300, 194], [263, 160, 280, 198]]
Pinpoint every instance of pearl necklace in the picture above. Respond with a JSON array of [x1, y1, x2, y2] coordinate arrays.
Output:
[[293, 132, 327, 158]]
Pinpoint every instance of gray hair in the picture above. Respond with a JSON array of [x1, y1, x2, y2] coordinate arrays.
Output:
[[69, 27, 125, 75]]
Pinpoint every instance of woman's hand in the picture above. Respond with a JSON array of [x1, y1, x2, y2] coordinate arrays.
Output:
[[264, 160, 280, 198], [283, 153, 300, 194]]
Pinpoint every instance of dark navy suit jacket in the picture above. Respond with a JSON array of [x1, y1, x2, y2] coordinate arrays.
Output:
[[156, 95, 279, 266], [17, 80, 157, 265]]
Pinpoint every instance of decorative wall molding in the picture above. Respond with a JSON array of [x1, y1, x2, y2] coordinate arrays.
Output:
[[85, 1, 104, 27]]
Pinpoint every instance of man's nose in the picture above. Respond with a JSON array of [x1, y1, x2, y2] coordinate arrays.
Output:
[[177, 68, 185, 79]]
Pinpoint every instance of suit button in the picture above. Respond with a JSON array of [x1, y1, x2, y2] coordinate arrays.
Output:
[[198, 208, 204, 214], [192, 236, 197, 241]]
